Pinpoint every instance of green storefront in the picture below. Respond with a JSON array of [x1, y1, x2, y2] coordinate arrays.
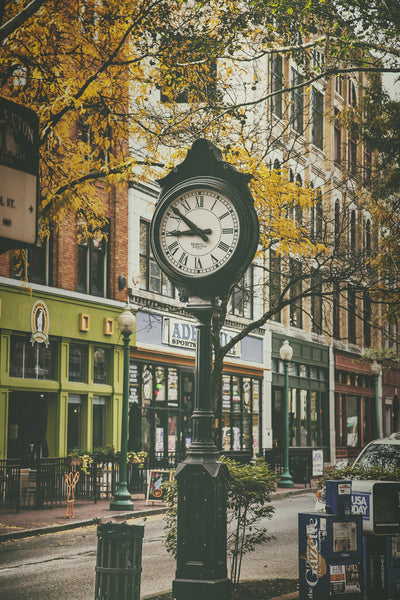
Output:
[[271, 333, 330, 462], [0, 281, 134, 461]]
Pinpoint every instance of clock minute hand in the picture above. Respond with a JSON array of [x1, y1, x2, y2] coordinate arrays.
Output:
[[171, 207, 208, 241]]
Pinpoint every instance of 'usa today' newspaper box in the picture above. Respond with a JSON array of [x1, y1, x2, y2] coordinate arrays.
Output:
[[351, 480, 400, 535]]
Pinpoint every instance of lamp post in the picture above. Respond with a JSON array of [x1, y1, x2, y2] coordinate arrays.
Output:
[[278, 340, 294, 488], [110, 304, 136, 511], [371, 360, 381, 440]]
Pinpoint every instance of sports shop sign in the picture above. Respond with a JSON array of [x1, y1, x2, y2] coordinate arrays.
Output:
[[162, 316, 241, 357]]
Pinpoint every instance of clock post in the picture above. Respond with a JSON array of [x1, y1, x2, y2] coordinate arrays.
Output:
[[149, 139, 259, 600]]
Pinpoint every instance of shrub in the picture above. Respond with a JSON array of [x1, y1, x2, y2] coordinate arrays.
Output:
[[163, 457, 277, 585]]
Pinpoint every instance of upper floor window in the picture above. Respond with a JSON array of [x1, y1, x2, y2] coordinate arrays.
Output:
[[350, 210, 356, 252], [348, 79, 357, 106], [333, 282, 340, 340], [334, 200, 341, 248], [348, 133, 358, 176], [77, 219, 109, 297], [364, 145, 372, 182], [335, 75, 343, 96], [365, 219, 372, 258], [290, 258, 302, 328], [311, 190, 323, 241], [334, 108, 342, 164], [312, 88, 324, 150], [291, 68, 304, 135], [12, 235, 52, 286], [363, 291, 371, 348], [312, 50, 324, 73], [140, 220, 174, 297], [231, 265, 254, 319], [311, 272, 323, 334], [271, 53, 283, 119], [348, 286, 356, 344], [269, 250, 281, 322]]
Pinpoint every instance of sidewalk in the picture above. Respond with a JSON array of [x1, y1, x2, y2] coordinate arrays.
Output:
[[0, 483, 313, 542]]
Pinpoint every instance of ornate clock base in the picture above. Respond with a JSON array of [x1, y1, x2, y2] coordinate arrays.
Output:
[[172, 458, 231, 600], [173, 577, 231, 600]]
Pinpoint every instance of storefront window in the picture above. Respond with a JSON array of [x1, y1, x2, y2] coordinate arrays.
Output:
[[222, 374, 262, 455], [93, 346, 111, 384], [10, 336, 57, 380], [69, 343, 87, 382], [347, 396, 358, 447], [93, 396, 108, 448]]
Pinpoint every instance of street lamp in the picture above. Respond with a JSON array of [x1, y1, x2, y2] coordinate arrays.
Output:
[[371, 360, 381, 439], [278, 340, 294, 488], [110, 304, 136, 510]]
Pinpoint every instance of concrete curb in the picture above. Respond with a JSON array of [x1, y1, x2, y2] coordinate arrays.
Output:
[[141, 587, 299, 600], [0, 507, 166, 543]]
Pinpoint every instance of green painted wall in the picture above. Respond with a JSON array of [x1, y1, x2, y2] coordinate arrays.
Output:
[[0, 283, 135, 459]]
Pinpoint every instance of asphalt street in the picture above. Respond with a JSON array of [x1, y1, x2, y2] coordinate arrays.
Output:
[[0, 493, 315, 600]]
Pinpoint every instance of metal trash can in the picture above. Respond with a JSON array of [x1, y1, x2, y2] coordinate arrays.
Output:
[[94, 521, 144, 600]]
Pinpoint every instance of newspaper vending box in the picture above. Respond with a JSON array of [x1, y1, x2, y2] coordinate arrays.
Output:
[[299, 512, 364, 599]]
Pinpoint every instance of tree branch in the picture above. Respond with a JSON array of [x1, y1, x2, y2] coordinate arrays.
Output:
[[0, 0, 47, 43]]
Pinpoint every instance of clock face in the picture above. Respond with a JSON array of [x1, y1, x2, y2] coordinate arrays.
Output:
[[158, 188, 240, 278]]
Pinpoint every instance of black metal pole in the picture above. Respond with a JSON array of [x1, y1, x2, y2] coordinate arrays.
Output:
[[110, 329, 134, 510], [173, 297, 231, 600]]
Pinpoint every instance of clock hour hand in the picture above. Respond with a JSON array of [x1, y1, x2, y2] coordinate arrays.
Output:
[[166, 228, 212, 237], [171, 207, 208, 241]]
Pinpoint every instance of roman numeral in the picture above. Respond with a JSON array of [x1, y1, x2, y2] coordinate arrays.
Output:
[[195, 196, 204, 207], [179, 252, 188, 266], [194, 257, 202, 269], [167, 241, 179, 255], [211, 254, 219, 265], [218, 241, 230, 252], [168, 211, 180, 222], [222, 228, 233, 234], [180, 199, 190, 213], [219, 211, 230, 220]]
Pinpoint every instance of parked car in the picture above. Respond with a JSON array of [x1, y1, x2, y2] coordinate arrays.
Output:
[[315, 432, 400, 511]]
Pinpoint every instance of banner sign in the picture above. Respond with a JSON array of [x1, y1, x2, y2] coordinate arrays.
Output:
[[162, 316, 241, 357], [0, 97, 39, 244]]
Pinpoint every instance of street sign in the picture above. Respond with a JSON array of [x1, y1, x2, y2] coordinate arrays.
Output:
[[0, 97, 39, 245]]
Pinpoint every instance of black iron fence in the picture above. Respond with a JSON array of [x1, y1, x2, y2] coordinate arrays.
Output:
[[0, 453, 173, 512], [264, 446, 327, 486]]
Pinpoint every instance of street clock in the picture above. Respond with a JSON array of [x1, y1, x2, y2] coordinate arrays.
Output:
[[150, 139, 259, 300]]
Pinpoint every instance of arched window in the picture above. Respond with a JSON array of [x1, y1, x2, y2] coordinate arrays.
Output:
[[273, 158, 281, 171]]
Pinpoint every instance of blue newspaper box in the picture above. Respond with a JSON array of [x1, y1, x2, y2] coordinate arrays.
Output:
[[299, 512, 364, 599], [386, 535, 400, 599]]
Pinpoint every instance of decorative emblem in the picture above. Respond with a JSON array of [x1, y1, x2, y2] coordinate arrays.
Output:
[[30, 300, 50, 346]]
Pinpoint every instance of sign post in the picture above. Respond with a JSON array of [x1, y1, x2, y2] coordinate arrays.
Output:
[[0, 97, 39, 248]]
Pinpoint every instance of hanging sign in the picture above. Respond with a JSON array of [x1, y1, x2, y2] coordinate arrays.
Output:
[[30, 300, 50, 346], [0, 97, 39, 245]]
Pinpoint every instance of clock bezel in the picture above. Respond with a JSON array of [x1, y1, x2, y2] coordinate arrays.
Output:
[[150, 176, 259, 299]]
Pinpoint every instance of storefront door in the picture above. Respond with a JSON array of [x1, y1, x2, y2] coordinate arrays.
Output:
[[7, 391, 49, 463]]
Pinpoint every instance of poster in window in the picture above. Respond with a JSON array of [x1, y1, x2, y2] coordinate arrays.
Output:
[[155, 427, 164, 453], [332, 521, 357, 553], [146, 470, 171, 502], [330, 564, 361, 595]]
